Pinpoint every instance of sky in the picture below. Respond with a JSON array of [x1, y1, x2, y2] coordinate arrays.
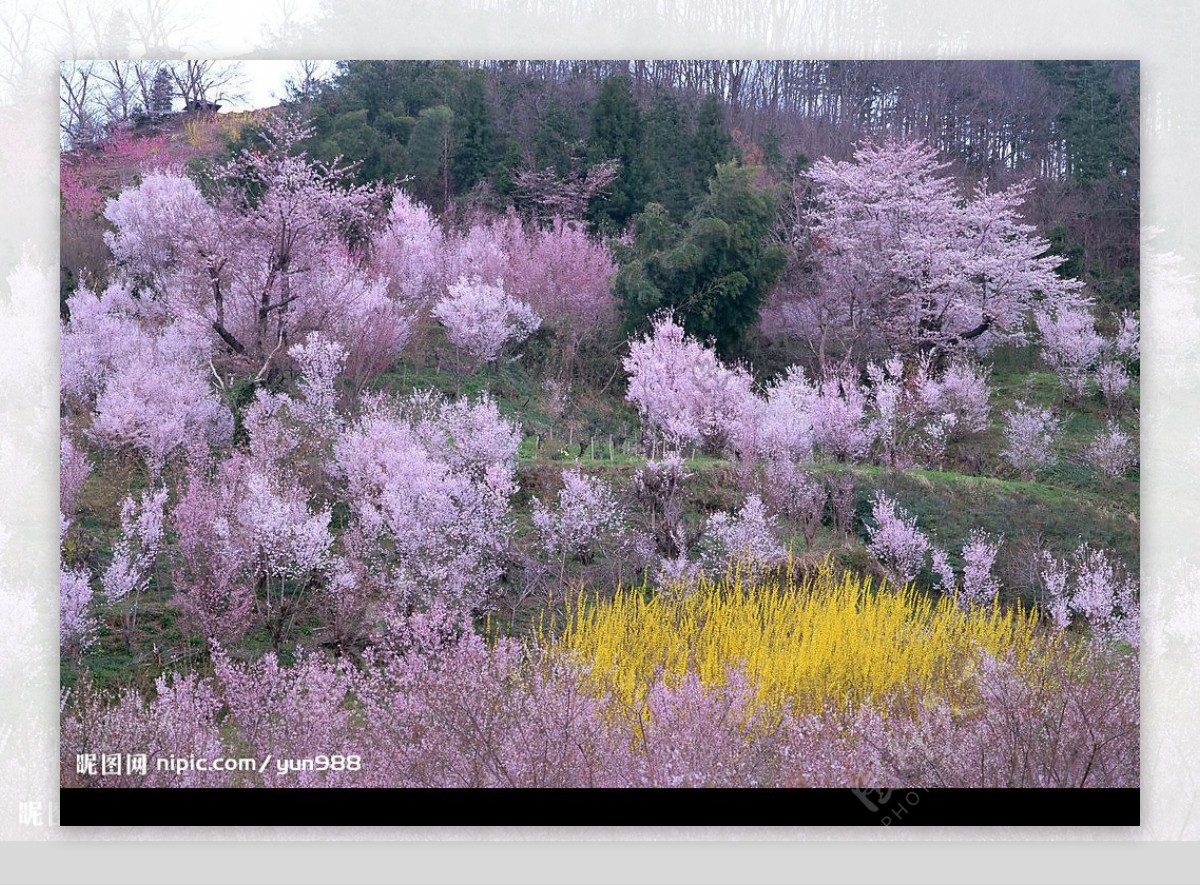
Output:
[[222, 60, 337, 111]]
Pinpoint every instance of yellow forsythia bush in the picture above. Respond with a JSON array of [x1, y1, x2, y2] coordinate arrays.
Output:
[[548, 560, 1045, 716]]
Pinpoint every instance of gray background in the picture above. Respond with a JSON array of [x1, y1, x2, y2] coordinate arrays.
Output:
[[2, 0, 1198, 877]]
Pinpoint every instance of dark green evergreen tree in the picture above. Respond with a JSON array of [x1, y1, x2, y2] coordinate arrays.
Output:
[[149, 67, 174, 116], [693, 93, 735, 192], [639, 90, 694, 219], [452, 70, 496, 192], [1036, 60, 1136, 182], [588, 75, 644, 230], [408, 105, 456, 211], [532, 102, 581, 175], [613, 162, 790, 354], [492, 137, 525, 203]]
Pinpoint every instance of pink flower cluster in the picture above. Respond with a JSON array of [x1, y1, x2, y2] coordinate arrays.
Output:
[[171, 454, 333, 645], [334, 392, 519, 613], [532, 467, 626, 562], [623, 314, 757, 452], [1000, 401, 1061, 479], [62, 626, 1138, 789], [864, 492, 930, 584], [1086, 420, 1137, 479], [62, 283, 233, 472], [432, 276, 541, 364], [1040, 544, 1139, 648], [799, 138, 1085, 359], [701, 494, 787, 576]]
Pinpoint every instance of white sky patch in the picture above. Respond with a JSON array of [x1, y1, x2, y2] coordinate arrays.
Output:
[[221, 60, 338, 112]]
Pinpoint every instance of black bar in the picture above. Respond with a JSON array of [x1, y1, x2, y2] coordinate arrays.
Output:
[[60, 788, 1139, 827]]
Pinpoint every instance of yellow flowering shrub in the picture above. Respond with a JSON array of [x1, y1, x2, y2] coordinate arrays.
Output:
[[548, 560, 1045, 716]]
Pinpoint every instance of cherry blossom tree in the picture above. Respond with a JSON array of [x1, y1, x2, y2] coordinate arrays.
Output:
[[334, 392, 519, 614], [61, 671, 229, 788], [440, 212, 616, 364], [405, 389, 523, 482], [1040, 544, 1138, 647], [633, 452, 692, 559], [60, 567, 97, 656], [623, 313, 757, 453], [701, 493, 787, 577], [960, 530, 1003, 605], [914, 358, 992, 442], [533, 467, 626, 565], [102, 486, 167, 646], [513, 157, 621, 222], [287, 332, 347, 440], [60, 434, 90, 519], [170, 454, 333, 648], [1094, 361, 1131, 412], [801, 138, 1085, 362], [444, 218, 513, 288], [60, 282, 212, 405], [864, 356, 914, 467], [212, 647, 358, 787], [373, 190, 446, 306], [87, 352, 235, 473], [432, 276, 541, 366], [61, 446, 95, 657], [103, 170, 218, 284], [1001, 401, 1061, 479], [325, 269, 415, 389], [508, 217, 617, 326], [753, 368, 816, 465], [171, 462, 258, 644], [864, 492, 930, 584], [103, 115, 392, 379], [1086, 420, 1137, 479], [860, 354, 991, 469], [808, 368, 874, 463], [931, 547, 956, 595], [762, 459, 826, 548], [501, 216, 618, 376], [1035, 302, 1105, 398], [1115, 310, 1140, 362]]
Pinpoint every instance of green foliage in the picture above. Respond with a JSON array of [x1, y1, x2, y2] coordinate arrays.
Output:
[[532, 101, 582, 176], [693, 94, 735, 188], [613, 162, 791, 354], [407, 105, 455, 210], [639, 90, 694, 219], [492, 137, 524, 202], [277, 61, 741, 228], [1036, 61, 1138, 183], [1045, 224, 1084, 280], [149, 67, 174, 116], [452, 70, 497, 193], [588, 75, 645, 230]]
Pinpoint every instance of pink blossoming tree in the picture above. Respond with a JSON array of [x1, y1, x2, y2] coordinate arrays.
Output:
[[334, 392, 519, 615], [801, 138, 1085, 362], [864, 491, 930, 584], [624, 313, 757, 454], [532, 467, 626, 565], [102, 486, 167, 646], [432, 276, 541, 366], [1001, 401, 1061, 479]]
